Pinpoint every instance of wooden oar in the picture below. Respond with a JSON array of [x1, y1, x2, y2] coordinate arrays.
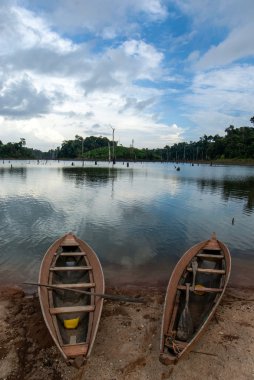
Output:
[[191, 258, 198, 290], [176, 283, 193, 340], [23, 282, 145, 303]]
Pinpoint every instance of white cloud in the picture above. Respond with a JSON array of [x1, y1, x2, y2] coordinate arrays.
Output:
[[159, 124, 183, 145], [187, 65, 254, 109], [196, 24, 254, 69], [0, 74, 51, 118], [33, 0, 168, 37], [0, 3, 75, 55], [0, 0, 253, 151], [174, 0, 254, 28], [0, 1, 173, 150], [182, 65, 254, 138], [81, 40, 164, 94], [176, 0, 254, 69], [123, 40, 163, 71]]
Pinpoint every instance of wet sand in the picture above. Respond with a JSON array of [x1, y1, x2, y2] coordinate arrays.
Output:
[[0, 285, 253, 380]]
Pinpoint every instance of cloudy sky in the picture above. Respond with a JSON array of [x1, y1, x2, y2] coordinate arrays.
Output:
[[0, 0, 253, 151]]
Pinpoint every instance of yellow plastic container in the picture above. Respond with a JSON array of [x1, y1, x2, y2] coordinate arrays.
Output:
[[194, 284, 205, 296], [64, 317, 80, 329]]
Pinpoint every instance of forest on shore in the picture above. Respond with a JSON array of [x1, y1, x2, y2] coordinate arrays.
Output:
[[1, 118, 254, 162]]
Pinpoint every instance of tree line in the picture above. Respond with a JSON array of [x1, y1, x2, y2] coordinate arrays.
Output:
[[0, 138, 49, 160], [163, 123, 254, 161], [0, 138, 33, 159], [1, 118, 254, 161]]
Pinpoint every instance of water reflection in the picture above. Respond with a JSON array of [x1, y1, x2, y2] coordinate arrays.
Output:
[[0, 166, 27, 178], [61, 166, 132, 185], [0, 162, 253, 289], [62, 166, 115, 183], [196, 177, 254, 213]]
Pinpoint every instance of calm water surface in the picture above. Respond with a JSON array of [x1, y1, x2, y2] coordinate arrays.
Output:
[[0, 160, 253, 289]]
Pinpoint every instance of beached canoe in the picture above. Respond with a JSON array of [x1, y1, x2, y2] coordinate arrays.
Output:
[[160, 233, 231, 365], [38, 233, 104, 365]]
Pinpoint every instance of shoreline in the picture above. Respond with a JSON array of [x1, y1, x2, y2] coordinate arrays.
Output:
[[1, 158, 254, 166], [0, 284, 253, 380]]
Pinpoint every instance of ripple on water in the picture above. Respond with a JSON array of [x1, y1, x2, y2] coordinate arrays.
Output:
[[0, 162, 253, 287]]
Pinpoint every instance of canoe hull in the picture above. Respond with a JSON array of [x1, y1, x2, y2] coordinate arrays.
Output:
[[160, 233, 231, 365], [38, 233, 104, 364]]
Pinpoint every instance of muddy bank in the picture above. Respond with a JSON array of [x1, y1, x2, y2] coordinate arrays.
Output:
[[0, 286, 253, 380]]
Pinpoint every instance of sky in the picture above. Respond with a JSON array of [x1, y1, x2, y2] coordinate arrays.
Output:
[[0, 0, 254, 151]]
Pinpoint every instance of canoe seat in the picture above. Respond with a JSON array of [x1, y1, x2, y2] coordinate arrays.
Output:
[[61, 241, 79, 247], [50, 305, 95, 314], [203, 246, 221, 251], [56, 252, 87, 257], [197, 253, 224, 259], [177, 285, 223, 293], [52, 283, 95, 289], [62, 344, 88, 356], [50, 266, 92, 271], [187, 267, 225, 274]]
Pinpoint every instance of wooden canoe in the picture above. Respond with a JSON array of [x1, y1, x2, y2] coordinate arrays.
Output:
[[160, 233, 231, 365], [38, 233, 104, 365]]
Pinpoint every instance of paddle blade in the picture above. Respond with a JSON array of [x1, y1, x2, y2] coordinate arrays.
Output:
[[176, 283, 194, 341], [176, 305, 194, 341]]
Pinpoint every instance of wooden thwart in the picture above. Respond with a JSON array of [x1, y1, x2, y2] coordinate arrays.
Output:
[[50, 305, 95, 314], [203, 246, 221, 251], [56, 252, 87, 257], [197, 253, 224, 259], [177, 285, 223, 293], [53, 283, 95, 289], [60, 240, 78, 246], [187, 267, 225, 274], [50, 266, 92, 271]]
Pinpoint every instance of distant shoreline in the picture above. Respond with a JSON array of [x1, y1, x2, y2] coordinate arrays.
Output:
[[1, 158, 254, 166]]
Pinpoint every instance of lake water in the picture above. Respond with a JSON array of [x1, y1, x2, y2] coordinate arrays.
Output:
[[0, 160, 253, 289]]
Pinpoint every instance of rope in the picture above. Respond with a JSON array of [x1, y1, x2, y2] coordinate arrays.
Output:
[[165, 336, 182, 355]]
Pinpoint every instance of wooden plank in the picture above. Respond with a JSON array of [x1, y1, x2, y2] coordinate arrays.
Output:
[[177, 285, 223, 293], [50, 305, 95, 314], [50, 266, 92, 271], [187, 267, 225, 274], [52, 315, 64, 345], [167, 291, 181, 336], [52, 283, 95, 289], [56, 252, 87, 257], [197, 253, 224, 259], [62, 344, 88, 357], [61, 241, 79, 246], [203, 247, 221, 251]]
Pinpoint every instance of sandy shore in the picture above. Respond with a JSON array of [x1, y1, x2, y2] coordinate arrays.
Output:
[[0, 285, 253, 380]]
